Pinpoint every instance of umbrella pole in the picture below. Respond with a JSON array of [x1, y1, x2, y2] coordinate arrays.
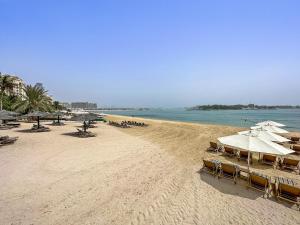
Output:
[[58, 115, 60, 123], [37, 116, 40, 129], [83, 121, 87, 132], [247, 151, 250, 171]]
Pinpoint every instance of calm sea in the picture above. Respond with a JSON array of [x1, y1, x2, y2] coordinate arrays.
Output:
[[95, 108, 300, 131]]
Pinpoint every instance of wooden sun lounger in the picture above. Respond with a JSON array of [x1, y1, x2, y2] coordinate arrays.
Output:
[[281, 158, 300, 174], [276, 179, 300, 210], [238, 150, 252, 164], [0, 136, 18, 145], [291, 144, 300, 155], [207, 141, 221, 152], [219, 163, 240, 184], [31, 126, 50, 132], [201, 159, 220, 176], [290, 137, 300, 144], [248, 172, 271, 198], [223, 146, 236, 157], [261, 154, 278, 168]]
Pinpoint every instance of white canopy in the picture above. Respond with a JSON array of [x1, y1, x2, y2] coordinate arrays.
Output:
[[218, 134, 294, 155], [251, 125, 289, 134], [256, 120, 285, 127], [238, 130, 290, 143]]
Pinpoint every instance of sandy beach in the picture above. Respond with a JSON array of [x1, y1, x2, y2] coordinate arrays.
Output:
[[0, 117, 299, 225]]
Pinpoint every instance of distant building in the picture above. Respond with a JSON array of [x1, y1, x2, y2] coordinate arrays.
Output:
[[71, 102, 97, 109], [87, 103, 97, 109], [0, 73, 26, 98], [61, 102, 71, 109]]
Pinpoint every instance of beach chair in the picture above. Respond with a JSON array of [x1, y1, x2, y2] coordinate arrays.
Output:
[[261, 154, 278, 168], [291, 144, 300, 154], [248, 172, 271, 198], [31, 125, 50, 132], [207, 141, 221, 152], [223, 146, 236, 157], [6, 121, 21, 128], [290, 137, 300, 144], [238, 150, 252, 164], [0, 136, 18, 145], [281, 158, 300, 174], [0, 124, 13, 130], [219, 163, 240, 184], [276, 178, 300, 210], [201, 159, 220, 176]]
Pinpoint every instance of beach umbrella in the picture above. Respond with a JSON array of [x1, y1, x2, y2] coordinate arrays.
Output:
[[52, 111, 65, 123], [218, 134, 294, 169], [251, 125, 289, 134], [25, 111, 50, 129], [256, 120, 285, 127], [0, 110, 20, 117], [238, 130, 290, 143], [0, 113, 15, 121], [71, 113, 99, 132]]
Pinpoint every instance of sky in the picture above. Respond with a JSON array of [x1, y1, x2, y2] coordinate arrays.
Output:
[[0, 0, 300, 107]]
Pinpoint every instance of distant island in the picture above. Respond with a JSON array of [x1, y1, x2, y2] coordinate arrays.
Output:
[[186, 104, 300, 111]]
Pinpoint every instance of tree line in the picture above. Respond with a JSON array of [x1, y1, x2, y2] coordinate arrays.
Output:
[[0, 74, 64, 113]]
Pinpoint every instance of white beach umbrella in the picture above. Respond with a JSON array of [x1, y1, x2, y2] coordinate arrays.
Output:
[[256, 120, 285, 127], [218, 134, 294, 169], [238, 130, 290, 143], [251, 125, 289, 134]]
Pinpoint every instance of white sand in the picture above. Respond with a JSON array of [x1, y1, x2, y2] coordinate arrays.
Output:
[[0, 119, 299, 225]]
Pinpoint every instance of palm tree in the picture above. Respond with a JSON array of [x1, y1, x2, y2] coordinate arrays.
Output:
[[53, 101, 63, 111], [13, 84, 53, 113], [0, 75, 16, 110]]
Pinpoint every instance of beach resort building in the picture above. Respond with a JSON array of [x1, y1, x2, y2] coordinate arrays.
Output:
[[0, 73, 26, 98]]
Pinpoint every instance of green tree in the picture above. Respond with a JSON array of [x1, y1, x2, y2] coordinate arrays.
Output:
[[0, 75, 16, 110], [53, 101, 63, 111], [13, 84, 53, 113]]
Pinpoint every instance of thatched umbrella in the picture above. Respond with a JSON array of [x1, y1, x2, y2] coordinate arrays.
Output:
[[0, 110, 20, 116], [71, 113, 99, 132], [0, 113, 15, 121], [51, 111, 65, 124], [25, 111, 50, 129]]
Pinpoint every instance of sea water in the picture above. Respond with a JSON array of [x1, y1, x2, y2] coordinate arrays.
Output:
[[95, 108, 300, 131]]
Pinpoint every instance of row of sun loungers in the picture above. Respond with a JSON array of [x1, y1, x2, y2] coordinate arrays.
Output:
[[202, 159, 300, 209], [208, 142, 300, 174], [108, 121, 131, 128], [121, 121, 148, 127]]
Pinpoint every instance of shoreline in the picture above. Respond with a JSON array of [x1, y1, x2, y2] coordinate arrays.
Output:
[[104, 113, 247, 130]]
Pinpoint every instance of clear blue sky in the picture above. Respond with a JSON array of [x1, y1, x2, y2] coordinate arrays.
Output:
[[1, 0, 299, 107]]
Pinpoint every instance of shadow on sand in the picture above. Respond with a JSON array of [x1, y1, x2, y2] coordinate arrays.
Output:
[[15, 129, 50, 133], [198, 170, 298, 210], [61, 132, 96, 138], [197, 170, 261, 200]]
